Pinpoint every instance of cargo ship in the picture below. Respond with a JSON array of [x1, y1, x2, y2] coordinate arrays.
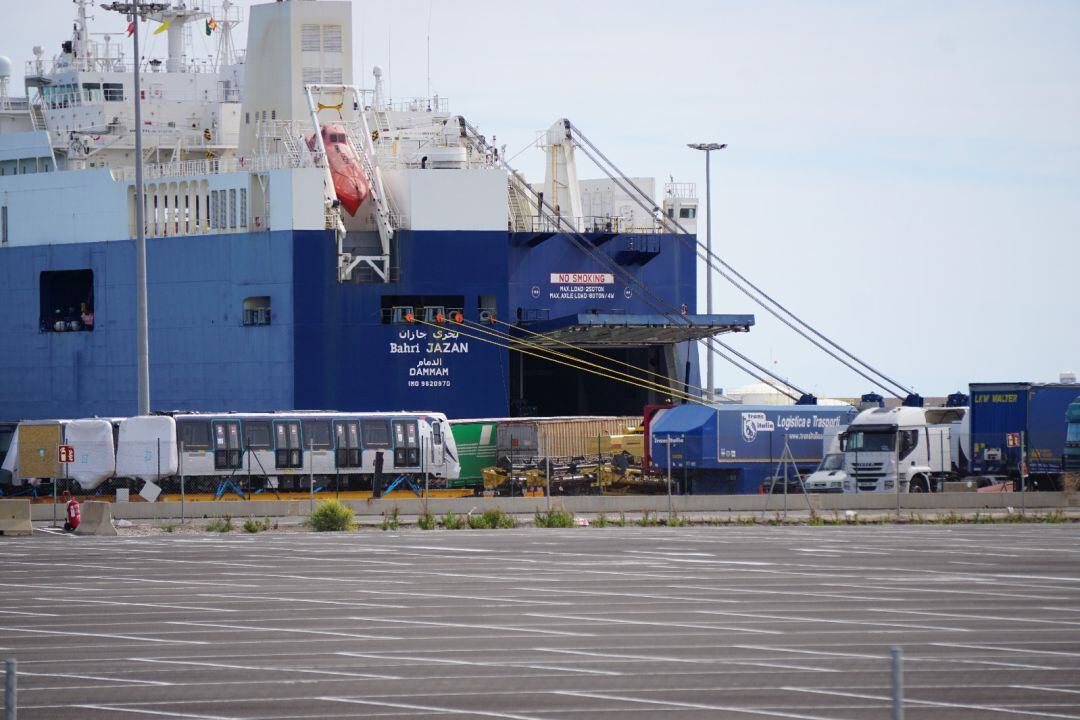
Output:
[[0, 0, 753, 422]]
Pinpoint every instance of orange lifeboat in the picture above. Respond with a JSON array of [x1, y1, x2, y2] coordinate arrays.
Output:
[[308, 124, 370, 216]]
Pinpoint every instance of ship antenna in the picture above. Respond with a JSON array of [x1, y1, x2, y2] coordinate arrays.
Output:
[[426, 1, 432, 105]]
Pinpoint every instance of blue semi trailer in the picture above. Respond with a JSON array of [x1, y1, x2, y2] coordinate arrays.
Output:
[[969, 382, 1078, 490], [650, 404, 858, 494]]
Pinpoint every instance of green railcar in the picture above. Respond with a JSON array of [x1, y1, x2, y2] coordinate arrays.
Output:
[[448, 420, 498, 489]]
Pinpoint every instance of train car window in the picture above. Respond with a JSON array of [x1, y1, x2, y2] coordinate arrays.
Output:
[[393, 419, 420, 467], [244, 421, 271, 450], [302, 420, 332, 449], [432, 420, 442, 444], [179, 420, 211, 450], [361, 420, 391, 448], [213, 421, 242, 469], [275, 421, 302, 469], [334, 420, 361, 467]]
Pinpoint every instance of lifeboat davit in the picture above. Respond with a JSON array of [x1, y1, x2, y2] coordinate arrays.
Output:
[[308, 124, 370, 216]]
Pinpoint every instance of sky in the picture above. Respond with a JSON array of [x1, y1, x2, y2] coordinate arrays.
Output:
[[4, 0, 1078, 400]]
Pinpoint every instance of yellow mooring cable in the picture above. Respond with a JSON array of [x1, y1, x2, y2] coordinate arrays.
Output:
[[475, 316, 716, 399], [409, 316, 707, 406], [449, 317, 704, 404]]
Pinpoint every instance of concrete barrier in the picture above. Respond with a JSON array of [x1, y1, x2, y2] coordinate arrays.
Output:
[[75, 501, 118, 536], [24, 491, 1079, 522], [0, 499, 33, 536]]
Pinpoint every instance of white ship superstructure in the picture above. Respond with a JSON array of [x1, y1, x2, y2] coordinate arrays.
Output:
[[0, 0, 733, 422]]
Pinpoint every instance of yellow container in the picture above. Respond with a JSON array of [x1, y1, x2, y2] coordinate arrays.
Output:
[[588, 433, 645, 461], [532, 417, 641, 458]]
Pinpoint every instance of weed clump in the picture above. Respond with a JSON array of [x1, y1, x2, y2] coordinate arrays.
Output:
[[380, 507, 400, 531], [664, 514, 686, 527], [467, 508, 516, 529], [243, 517, 272, 534], [418, 511, 436, 530], [307, 499, 355, 532], [638, 510, 658, 527], [205, 515, 233, 533], [441, 511, 465, 530], [535, 508, 575, 528], [160, 522, 177, 533], [593, 513, 610, 528]]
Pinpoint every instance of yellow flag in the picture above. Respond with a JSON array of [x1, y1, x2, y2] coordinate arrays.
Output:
[[153, 20, 170, 35]]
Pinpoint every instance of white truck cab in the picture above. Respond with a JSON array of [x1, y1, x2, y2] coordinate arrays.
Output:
[[804, 426, 852, 493], [842, 406, 969, 493]]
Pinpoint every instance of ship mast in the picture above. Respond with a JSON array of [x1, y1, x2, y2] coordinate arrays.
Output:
[[212, 0, 240, 71]]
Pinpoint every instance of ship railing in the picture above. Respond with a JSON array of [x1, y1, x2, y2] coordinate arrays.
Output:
[[0, 97, 29, 111], [664, 182, 697, 199], [109, 153, 301, 182], [370, 96, 451, 114]]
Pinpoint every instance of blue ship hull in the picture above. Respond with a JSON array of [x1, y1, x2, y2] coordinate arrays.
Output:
[[1, 227, 709, 420]]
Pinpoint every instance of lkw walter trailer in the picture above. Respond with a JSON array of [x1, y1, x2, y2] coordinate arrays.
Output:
[[969, 382, 1078, 490]]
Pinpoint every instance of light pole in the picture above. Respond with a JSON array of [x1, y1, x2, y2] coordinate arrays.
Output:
[[101, 1, 168, 416], [687, 142, 727, 402]]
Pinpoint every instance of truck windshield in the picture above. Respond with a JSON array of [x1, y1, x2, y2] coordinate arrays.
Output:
[[845, 430, 896, 452], [1069, 424, 1080, 443], [820, 453, 844, 471]]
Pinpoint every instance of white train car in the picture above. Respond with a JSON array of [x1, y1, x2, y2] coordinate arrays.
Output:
[[171, 411, 459, 491]]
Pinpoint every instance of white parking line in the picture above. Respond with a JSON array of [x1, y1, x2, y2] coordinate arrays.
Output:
[[932, 642, 1080, 658], [336, 650, 622, 676], [319, 695, 547, 719], [20, 671, 172, 686], [785, 686, 1080, 719], [0, 626, 206, 645], [133, 657, 399, 680], [732, 644, 882, 660], [525, 612, 781, 634], [345, 615, 589, 637], [1011, 686, 1080, 696], [552, 690, 840, 720], [165, 621, 400, 641], [534, 647, 835, 672], [696, 609, 967, 633], [75, 706, 239, 719]]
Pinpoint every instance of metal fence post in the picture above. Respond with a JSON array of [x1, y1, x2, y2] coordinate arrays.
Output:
[[5, 658, 16, 720], [1020, 431, 1027, 518], [179, 440, 186, 524], [667, 442, 673, 520], [545, 457, 551, 512], [156, 437, 161, 520], [308, 439, 315, 513], [897, 471, 902, 521], [783, 451, 788, 520], [891, 646, 904, 720], [52, 472, 57, 527]]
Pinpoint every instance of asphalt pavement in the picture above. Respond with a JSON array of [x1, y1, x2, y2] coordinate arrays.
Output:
[[2, 524, 1079, 719]]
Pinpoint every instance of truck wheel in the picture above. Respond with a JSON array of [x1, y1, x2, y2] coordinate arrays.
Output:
[[909, 476, 928, 493]]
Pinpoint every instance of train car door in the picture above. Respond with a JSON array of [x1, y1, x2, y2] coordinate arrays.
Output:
[[334, 420, 361, 468], [274, 420, 303, 469], [393, 419, 419, 467], [213, 420, 242, 470], [431, 418, 445, 466]]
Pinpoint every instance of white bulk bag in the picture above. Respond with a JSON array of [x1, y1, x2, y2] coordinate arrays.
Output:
[[115, 416, 178, 482], [64, 418, 116, 490]]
